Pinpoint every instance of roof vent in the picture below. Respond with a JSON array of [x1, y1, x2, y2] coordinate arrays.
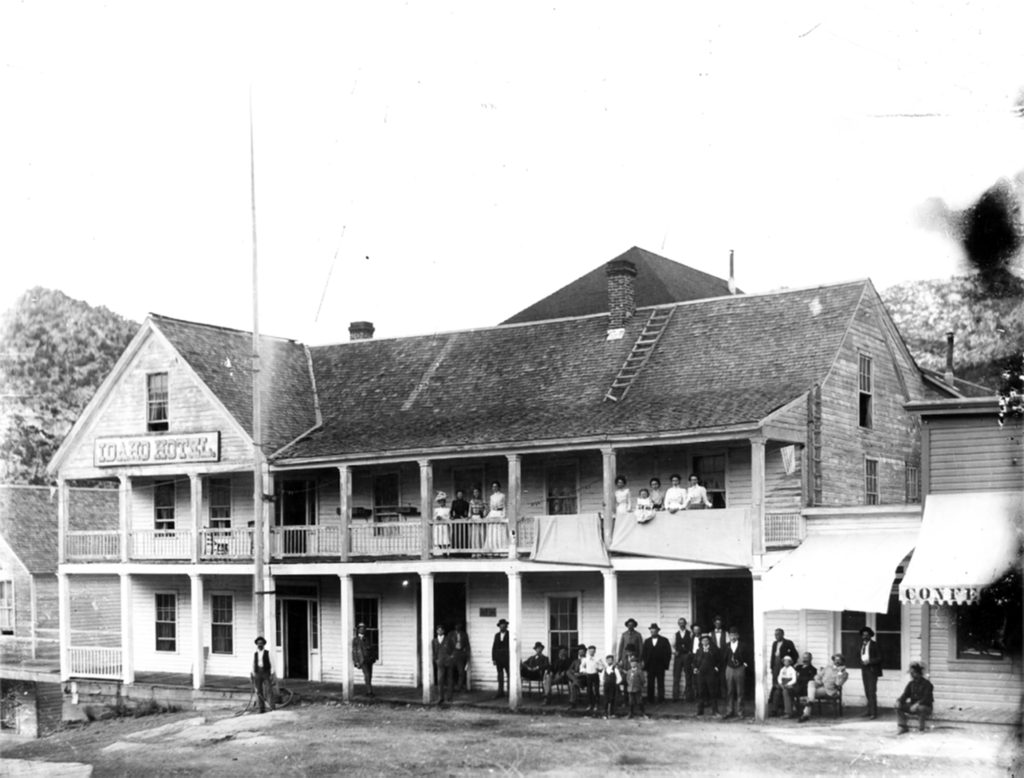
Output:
[[606, 259, 637, 331], [349, 321, 375, 341]]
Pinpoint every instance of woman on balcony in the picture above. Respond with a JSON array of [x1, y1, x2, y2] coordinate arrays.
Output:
[[485, 480, 506, 553], [433, 492, 451, 554], [469, 487, 487, 553], [614, 476, 632, 522], [683, 474, 713, 510]]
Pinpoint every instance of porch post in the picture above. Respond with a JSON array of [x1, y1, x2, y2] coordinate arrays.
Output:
[[339, 572, 354, 702], [190, 572, 204, 689], [57, 572, 70, 681], [262, 574, 276, 658], [190, 473, 202, 563], [119, 475, 131, 562], [751, 571, 767, 722], [601, 446, 617, 541], [420, 572, 435, 705], [506, 454, 521, 560], [507, 568, 522, 710], [602, 568, 618, 659], [419, 459, 433, 561], [750, 436, 766, 555], [57, 478, 68, 565], [338, 465, 351, 562], [120, 572, 134, 684]]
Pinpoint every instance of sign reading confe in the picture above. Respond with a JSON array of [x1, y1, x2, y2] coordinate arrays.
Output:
[[901, 585, 979, 605], [94, 432, 221, 467]]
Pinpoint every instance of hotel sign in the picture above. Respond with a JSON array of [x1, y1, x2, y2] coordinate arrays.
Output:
[[94, 432, 221, 467]]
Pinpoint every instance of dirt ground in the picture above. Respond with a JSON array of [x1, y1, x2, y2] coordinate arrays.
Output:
[[2, 701, 1021, 777]]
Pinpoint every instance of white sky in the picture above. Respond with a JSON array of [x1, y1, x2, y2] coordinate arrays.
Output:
[[1, 1, 1022, 343]]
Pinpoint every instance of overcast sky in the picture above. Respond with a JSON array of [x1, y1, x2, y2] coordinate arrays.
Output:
[[2, 1, 1022, 343]]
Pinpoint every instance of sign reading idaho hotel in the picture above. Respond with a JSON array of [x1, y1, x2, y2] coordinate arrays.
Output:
[[94, 432, 221, 467]]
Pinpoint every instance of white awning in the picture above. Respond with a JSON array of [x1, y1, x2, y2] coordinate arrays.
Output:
[[761, 530, 917, 614], [899, 491, 1023, 605]]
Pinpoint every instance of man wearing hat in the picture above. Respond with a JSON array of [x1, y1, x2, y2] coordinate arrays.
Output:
[[352, 622, 377, 697], [858, 626, 883, 718], [642, 623, 672, 703], [491, 618, 510, 698], [520, 641, 550, 686], [896, 661, 934, 734], [617, 618, 644, 667], [444, 622, 471, 693], [251, 636, 274, 713]]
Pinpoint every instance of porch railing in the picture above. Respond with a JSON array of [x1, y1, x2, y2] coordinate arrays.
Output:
[[68, 646, 122, 679], [66, 530, 120, 561], [199, 528, 254, 560], [764, 512, 803, 548], [349, 521, 421, 557], [130, 529, 192, 559], [432, 519, 510, 556], [271, 526, 343, 557]]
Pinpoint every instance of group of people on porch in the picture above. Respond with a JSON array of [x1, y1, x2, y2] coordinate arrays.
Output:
[[616, 474, 717, 524], [432, 482, 506, 553]]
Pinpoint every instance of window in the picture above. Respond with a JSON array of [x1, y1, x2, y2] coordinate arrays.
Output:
[[956, 570, 1021, 660], [858, 354, 872, 428], [545, 462, 578, 515], [841, 591, 901, 671], [211, 594, 233, 655], [354, 597, 380, 660], [147, 372, 169, 432], [209, 478, 232, 529], [905, 463, 920, 504], [0, 581, 13, 635], [865, 458, 879, 505], [154, 480, 176, 530], [692, 454, 727, 508], [155, 593, 177, 652], [548, 596, 578, 655], [372, 473, 400, 521]]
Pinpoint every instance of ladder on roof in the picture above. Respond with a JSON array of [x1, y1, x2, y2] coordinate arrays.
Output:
[[603, 306, 676, 403]]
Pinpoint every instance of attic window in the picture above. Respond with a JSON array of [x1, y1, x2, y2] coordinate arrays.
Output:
[[147, 373, 169, 432], [858, 354, 873, 429], [0, 580, 13, 634]]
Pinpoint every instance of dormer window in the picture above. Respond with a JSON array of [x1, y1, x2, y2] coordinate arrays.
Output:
[[147, 373, 169, 431], [858, 354, 873, 428]]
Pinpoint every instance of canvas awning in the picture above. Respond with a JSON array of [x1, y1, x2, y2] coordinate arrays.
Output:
[[607, 507, 752, 568], [760, 530, 917, 614], [899, 491, 1023, 605], [530, 514, 610, 567]]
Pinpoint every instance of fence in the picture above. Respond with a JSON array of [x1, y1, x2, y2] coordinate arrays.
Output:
[[66, 531, 120, 561]]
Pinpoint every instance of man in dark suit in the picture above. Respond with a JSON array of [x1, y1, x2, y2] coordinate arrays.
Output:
[[352, 622, 377, 697], [491, 618, 510, 698], [446, 622, 471, 693], [251, 635, 274, 713], [858, 626, 883, 718], [432, 625, 454, 702], [642, 623, 672, 703], [692, 634, 720, 717], [685, 624, 703, 701], [710, 616, 728, 699], [722, 626, 750, 718], [768, 628, 799, 716], [671, 617, 693, 702]]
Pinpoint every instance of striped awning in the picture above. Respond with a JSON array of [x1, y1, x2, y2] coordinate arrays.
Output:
[[899, 491, 1023, 605]]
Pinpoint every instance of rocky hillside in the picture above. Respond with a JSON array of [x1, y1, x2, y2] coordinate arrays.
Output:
[[0, 288, 137, 484]]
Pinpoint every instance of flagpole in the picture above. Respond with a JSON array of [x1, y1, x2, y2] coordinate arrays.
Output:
[[250, 89, 265, 637]]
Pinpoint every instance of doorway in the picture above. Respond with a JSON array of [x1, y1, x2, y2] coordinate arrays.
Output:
[[434, 582, 467, 634], [281, 599, 310, 679], [692, 575, 754, 697]]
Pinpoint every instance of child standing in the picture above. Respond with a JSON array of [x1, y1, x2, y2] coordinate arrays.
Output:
[[602, 653, 622, 717], [581, 645, 602, 712], [626, 656, 647, 719]]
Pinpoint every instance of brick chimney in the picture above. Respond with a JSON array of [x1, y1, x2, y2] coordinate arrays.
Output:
[[728, 249, 736, 295], [349, 321, 375, 341], [606, 259, 637, 331], [944, 331, 955, 386]]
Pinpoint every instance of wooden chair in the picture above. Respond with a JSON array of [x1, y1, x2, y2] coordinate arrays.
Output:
[[813, 686, 843, 718]]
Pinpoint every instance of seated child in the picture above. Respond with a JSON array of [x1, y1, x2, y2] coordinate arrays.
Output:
[[635, 488, 656, 523]]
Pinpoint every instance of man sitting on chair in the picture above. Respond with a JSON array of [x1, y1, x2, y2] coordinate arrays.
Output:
[[544, 646, 573, 705], [521, 641, 550, 692], [799, 653, 847, 723], [896, 661, 934, 734]]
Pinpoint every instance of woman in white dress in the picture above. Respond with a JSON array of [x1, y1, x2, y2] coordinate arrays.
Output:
[[664, 474, 686, 513], [614, 476, 632, 522], [433, 492, 451, 552], [485, 480, 507, 553]]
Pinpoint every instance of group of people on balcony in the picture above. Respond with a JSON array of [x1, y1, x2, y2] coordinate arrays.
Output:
[[616, 474, 714, 524], [433, 482, 506, 555]]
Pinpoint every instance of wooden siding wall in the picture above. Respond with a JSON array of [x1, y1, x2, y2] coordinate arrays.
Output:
[[765, 442, 803, 513], [818, 297, 921, 507], [132, 575, 193, 674], [925, 417, 1023, 493], [466, 572, 512, 684], [69, 575, 120, 647], [201, 575, 255, 678], [61, 333, 253, 477], [34, 575, 59, 659]]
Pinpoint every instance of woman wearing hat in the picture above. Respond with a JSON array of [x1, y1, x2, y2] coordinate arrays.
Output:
[[433, 492, 451, 553], [858, 626, 882, 718]]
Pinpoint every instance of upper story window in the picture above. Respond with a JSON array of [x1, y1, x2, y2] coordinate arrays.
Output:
[[545, 462, 578, 515], [155, 480, 176, 530], [692, 454, 727, 508], [147, 372, 169, 432], [905, 463, 920, 504], [0, 580, 13, 634], [865, 458, 879, 505], [209, 478, 232, 529], [858, 354, 873, 428]]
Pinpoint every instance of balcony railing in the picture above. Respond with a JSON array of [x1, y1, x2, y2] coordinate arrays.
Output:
[[349, 521, 422, 557], [130, 529, 192, 560], [432, 519, 510, 556], [764, 512, 803, 548], [199, 528, 254, 560], [68, 646, 122, 679], [271, 526, 343, 557], [66, 531, 120, 561]]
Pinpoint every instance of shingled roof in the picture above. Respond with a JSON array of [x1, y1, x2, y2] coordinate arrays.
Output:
[[0, 486, 118, 574], [501, 246, 737, 325], [275, 281, 869, 460], [151, 316, 319, 453]]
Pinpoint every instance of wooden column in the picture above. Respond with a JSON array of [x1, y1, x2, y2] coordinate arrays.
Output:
[[506, 454, 521, 559], [601, 446, 617, 542], [506, 569, 522, 710], [190, 572, 204, 690], [262, 574, 276, 658], [338, 465, 351, 562], [750, 436, 766, 555], [420, 571, 435, 705], [751, 572, 767, 722], [602, 568, 618, 659], [419, 459, 433, 561], [57, 478, 68, 565], [190, 473, 202, 563], [118, 475, 131, 562], [339, 573, 354, 701], [57, 572, 70, 681], [120, 572, 134, 684]]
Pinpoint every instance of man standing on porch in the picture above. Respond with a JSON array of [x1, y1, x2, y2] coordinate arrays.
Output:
[[252, 636, 274, 713], [671, 617, 693, 702], [492, 618, 510, 698], [446, 623, 471, 692], [617, 618, 643, 665], [642, 623, 672, 703], [859, 626, 883, 719], [352, 622, 377, 698], [722, 626, 750, 719]]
